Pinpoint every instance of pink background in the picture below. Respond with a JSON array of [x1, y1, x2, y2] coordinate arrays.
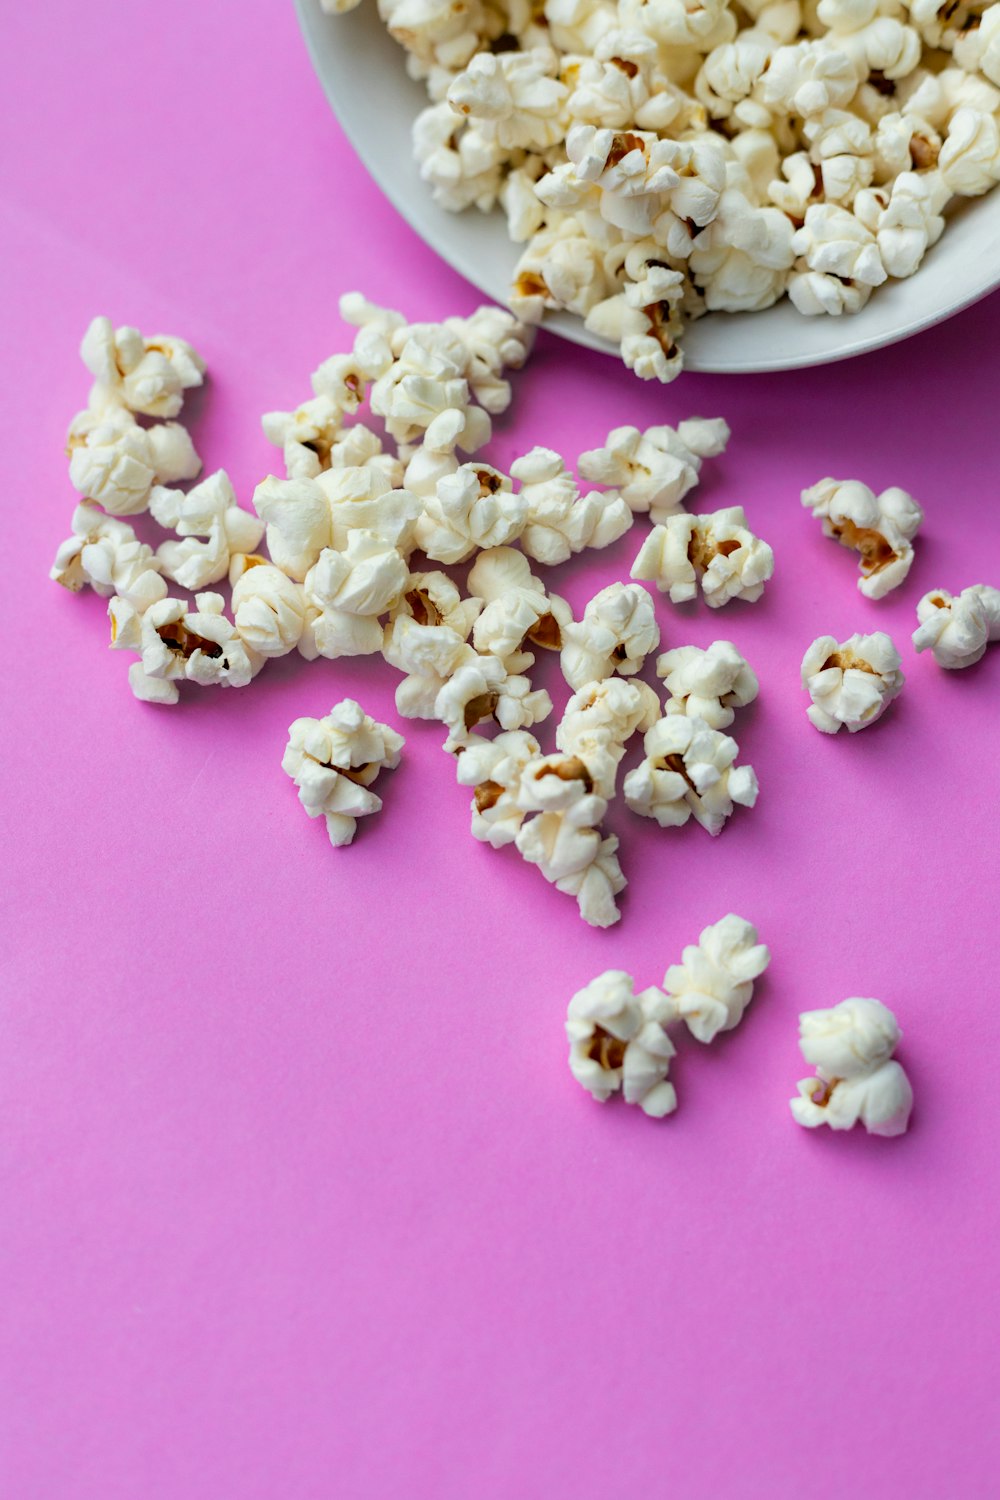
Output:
[[3, 3, 1000, 1496]]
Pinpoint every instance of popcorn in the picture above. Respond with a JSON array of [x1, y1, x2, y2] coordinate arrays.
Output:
[[455, 728, 542, 846], [230, 557, 315, 659], [67, 406, 201, 516], [50, 502, 166, 609], [912, 585, 1000, 668], [435, 654, 552, 752], [302, 532, 408, 658], [801, 476, 923, 598], [151, 470, 265, 591], [281, 699, 404, 847], [938, 107, 1000, 196], [853, 171, 947, 279], [512, 447, 633, 565], [110, 592, 263, 705], [954, 5, 1000, 87], [382, 571, 481, 718], [663, 913, 771, 1043], [791, 204, 888, 288], [468, 547, 572, 672], [557, 677, 661, 769], [801, 631, 904, 732], [790, 997, 914, 1137], [624, 715, 759, 834], [566, 971, 679, 1116], [414, 462, 527, 563], [261, 394, 346, 480], [687, 187, 797, 313], [447, 49, 569, 151], [657, 640, 759, 728], [577, 417, 730, 521], [584, 266, 688, 382], [631, 506, 774, 606], [80, 316, 205, 419], [251, 470, 419, 581], [559, 582, 660, 690], [514, 753, 626, 927]]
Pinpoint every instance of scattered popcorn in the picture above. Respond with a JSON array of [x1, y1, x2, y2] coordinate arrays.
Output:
[[109, 592, 263, 705], [51, 502, 166, 609], [632, 506, 774, 606], [80, 316, 205, 419], [577, 418, 730, 522], [663, 913, 771, 1043], [560, 582, 660, 690], [624, 715, 759, 834], [801, 477, 923, 598], [566, 971, 679, 1117], [801, 631, 904, 732], [468, 547, 572, 672], [657, 641, 759, 729], [790, 997, 913, 1137], [68, 406, 201, 516], [151, 470, 265, 591], [912, 585, 1000, 669], [281, 699, 404, 847]]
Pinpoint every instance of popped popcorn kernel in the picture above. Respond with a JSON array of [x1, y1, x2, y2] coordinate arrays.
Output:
[[790, 997, 913, 1136], [802, 476, 922, 598], [912, 585, 1000, 668], [663, 913, 771, 1042], [624, 714, 759, 834], [801, 630, 904, 732], [281, 699, 405, 847], [566, 970, 679, 1116], [631, 505, 774, 606]]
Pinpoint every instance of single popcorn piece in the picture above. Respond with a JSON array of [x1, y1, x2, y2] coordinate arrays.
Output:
[[566, 971, 679, 1117], [790, 997, 914, 1137], [454, 728, 542, 847], [801, 477, 923, 599], [559, 582, 660, 691], [663, 914, 771, 1043], [261, 394, 347, 480], [631, 506, 774, 607], [302, 532, 408, 659], [577, 418, 730, 522], [50, 502, 166, 609], [67, 406, 201, 516], [801, 631, 904, 733], [557, 678, 661, 768], [435, 654, 552, 752], [624, 715, 759, 835], [468, 547, 572, 672], [513, 447, 633, 565], [912, 585, 1000, 669], [109, 592, 263, 705], [230, 555, 315, 659], [80, 316, 205, 419], [382, 571, 482, 720], [657, 641, 759, 729], [514, 753, 626, 928], [414, 461, 528, 563], [281, 699, 404, 848], [251, 470, 419, 581], [151, 470, 265, 591]]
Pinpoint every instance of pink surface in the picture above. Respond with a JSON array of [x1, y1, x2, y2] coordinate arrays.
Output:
[[3, 4, 1000, 1497]]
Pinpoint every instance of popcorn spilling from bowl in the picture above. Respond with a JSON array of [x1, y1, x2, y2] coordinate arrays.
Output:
[[319, 0, 1000, 383]]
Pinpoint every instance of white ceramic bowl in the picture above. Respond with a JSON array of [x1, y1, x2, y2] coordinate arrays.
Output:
[[296, 0, 1000, 373]]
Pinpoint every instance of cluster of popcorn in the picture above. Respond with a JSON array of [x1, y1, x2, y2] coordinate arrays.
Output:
[[566, 915, 771, 1116], [790, 997, 913, 1136], [323, 0, 1000, 380]]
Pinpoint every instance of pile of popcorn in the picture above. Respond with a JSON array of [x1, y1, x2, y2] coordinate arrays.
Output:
[[321, 0, 1000, 381]]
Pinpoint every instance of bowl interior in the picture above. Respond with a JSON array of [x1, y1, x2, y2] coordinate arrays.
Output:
[[296, 0, 1000, 373]]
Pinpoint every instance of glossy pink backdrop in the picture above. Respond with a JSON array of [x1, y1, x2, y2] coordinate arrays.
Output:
[[2, 4, 999, 1497]]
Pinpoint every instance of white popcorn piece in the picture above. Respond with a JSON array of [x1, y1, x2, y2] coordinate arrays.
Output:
[[80, 316, 205, 419], [151, 470, 265, 591], [382, 571, 482, 719], [954, 5, 1000, 87], [577, 417, 730, 521], [657, 641, 759, 729], [687, 187, 797, 314], [557, 677, 661, 771], [302, 532, 408, 659], [801, 631, 904, 733], [415, 462, 527, 563], [791, 203, 888, 288], [624, 715, 759, 835], [454, 728, 543, 847], [514, 753, 626, 928], [801, 476, 923, 598], [790, 998, 914, 1137], [584, 266, 687, 383], [663, 913, 771, 1043], [759, 40, 863, 119], [566, 971, 679, 1117], [50, 502, 166, 609], [468, 547, 572, 672], [513, 447, 633, 565], [67, 406, 201, 517], [230, 556, 314, 659], [435, 654, 552, 752], [510, 217, 610, 323], [912, 585, 1000, 669], [281, 699, 404, 848], [261, 394, 347, 479], [631, 506, 774, 606], [938, 107, 1000, 196], [853, 171, 947, 279], [448, 49, 569, 152], [251, 470, 419, 581], [110, 592, 263, 705], [560, 582, 660, 690]]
